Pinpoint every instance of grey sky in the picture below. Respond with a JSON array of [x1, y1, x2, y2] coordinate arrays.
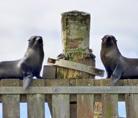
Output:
[[0, 0, 138, 69], [0, 0, 137, 117]]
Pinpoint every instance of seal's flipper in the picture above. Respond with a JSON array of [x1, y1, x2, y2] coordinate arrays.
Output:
[[105, 66, 112, 78], [111, 64, 123, 85], [23, 74, 33, 90]]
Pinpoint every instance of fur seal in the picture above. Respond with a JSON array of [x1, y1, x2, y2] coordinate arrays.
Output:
[[100, 35, 138, 85], [0, 36, 44, 89]]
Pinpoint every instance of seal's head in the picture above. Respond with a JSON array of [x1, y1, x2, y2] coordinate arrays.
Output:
[[101, 35, 117, 48], [32, 36, 43, 49], [32, 36, 44, 64]]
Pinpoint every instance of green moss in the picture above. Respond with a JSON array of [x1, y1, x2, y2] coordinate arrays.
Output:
[[64, 48, 86, 61]]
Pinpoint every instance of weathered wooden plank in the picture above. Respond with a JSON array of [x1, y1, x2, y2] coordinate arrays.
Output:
[[69, 79, 77, 118], [125, 94, 138, 118], [77, 94, 94, 118], [94, 79, 105, 118], [1, 79, 20, 118], [125, 80, 138, 118], [46, 79, 69, 117], [70, 101, 77, 118], [43, 65, 56, 79], [0, 86, 138, 94], [0, 79, 138, 86], [94, 101, 102, 118], [27, 94, 45, 118], [126, 94, 132, 118], [27, 79, 45, 118], [52, 94, 70, 118], [101, 79, 118, 118], [2, 95, 20, 118], [48, 58, 104, 76], [77, 79, 94, 118], [102, 94, 118, 118]]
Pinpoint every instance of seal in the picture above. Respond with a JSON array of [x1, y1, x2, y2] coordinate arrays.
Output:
[[21, 36, 44, 78], [0, 36, 44, 89], [100, 35, 138, 85]]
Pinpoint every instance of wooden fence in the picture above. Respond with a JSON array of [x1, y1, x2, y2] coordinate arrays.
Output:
[[0, 79, 138, 118]]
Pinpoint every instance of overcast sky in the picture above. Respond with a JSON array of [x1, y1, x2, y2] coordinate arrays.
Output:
[[0, 0, 138, 117]]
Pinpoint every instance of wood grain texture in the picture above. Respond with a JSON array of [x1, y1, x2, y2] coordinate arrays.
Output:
[[2, 95, 20, 118], [48, 59, 103, 76], [46, 79, 69, 117], [0, 86, 138, 94], [43, 65, 56, 79], [1, 79, 20, 118], [27, 94, 45, 118], [125, 80, 138, 118], [27, 79, 45, 118], [77, 94, 94, 118], [77, 79, 94, 118], [101, 80, 118, 118], [52, 95, 70, 118], [102, 94, 118, 118]]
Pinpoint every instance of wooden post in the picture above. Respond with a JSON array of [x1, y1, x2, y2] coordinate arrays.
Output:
[[58, 11, 95, 118], [77, 79, 94, 118], [57, 10, 95, 79], [125, 80, 138, 118], [1, 80, 20, 118], [27, 80, 45, 118]]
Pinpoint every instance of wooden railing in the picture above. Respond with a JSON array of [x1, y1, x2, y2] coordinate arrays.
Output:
[[0, 79, 138, 118]]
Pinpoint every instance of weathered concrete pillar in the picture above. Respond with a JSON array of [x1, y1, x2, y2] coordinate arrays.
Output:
[[62, 11, 90, 54], [57, 10, 95, 79]]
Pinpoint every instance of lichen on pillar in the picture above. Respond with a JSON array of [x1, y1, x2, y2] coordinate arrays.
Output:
[[57, 10, 95, 79]]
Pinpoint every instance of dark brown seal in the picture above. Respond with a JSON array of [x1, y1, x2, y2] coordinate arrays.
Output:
[[100, 35, 138, 85], [21, 36, 44, 78], [0, 36, 44, 89]]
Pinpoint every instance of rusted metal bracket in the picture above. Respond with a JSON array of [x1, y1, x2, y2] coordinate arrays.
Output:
[[48, 58, 104, 77]]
